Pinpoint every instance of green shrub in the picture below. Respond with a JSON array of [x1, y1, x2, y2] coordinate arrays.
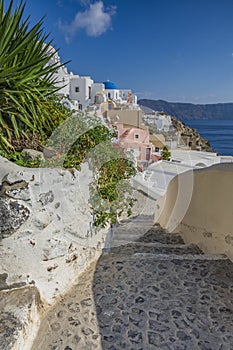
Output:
[[0, 0, 137, 229], [161, 145, 171, 161], [0, 0, 69, 151]]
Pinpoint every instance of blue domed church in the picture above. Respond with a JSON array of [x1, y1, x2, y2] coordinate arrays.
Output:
[[103, 80, 120, 101]]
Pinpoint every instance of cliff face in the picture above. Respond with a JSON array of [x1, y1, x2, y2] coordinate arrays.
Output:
[[171, 116, 214, 152], [139, 99, 233, 120]]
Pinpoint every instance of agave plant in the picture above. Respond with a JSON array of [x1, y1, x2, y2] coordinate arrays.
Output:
[[0, 0, 68, 151]]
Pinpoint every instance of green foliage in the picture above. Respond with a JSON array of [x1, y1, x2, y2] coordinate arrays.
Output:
[[0, 0, 69, 150], [42, 113, 115, 167], [0, 149, 41, 167], [43, 112, 137, 228], [89, 143, 137, 228], [0, 0, 138, 229], [90, 165, 137, 228], [97, 158, 136, 201], [63, 124, 116, 169], [161, 145, 171, 161]]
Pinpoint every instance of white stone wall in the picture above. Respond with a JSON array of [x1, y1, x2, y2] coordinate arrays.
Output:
[[157, 163, 233, 261], [0, 156, 108, 304], [105, 88, 120, 101], [70, 76, 94, 109], [91, 83, 105, 103], [54, 72, 70, 96], [46, 45, 70, 96]]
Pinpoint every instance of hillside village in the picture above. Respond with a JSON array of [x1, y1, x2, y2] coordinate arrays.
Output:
[[2, 7, 233, 348], [50, 47, 233, 190]]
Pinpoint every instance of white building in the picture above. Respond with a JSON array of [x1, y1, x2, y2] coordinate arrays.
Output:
[[91, 83, 105, 104], [140, 106, 175, 132], [103, 81, 137, 105], [47, 47, 138, 111], [156, 113, 172, 131], [142, 110, 173, 132], [69, 75, 94, 110], [46, 45, 70, 96]]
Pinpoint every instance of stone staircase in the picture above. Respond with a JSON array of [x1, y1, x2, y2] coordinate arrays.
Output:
[[31, 222, 233, 350]]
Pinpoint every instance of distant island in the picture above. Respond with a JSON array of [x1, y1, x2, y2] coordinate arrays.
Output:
[[138, 99, 233, 121]]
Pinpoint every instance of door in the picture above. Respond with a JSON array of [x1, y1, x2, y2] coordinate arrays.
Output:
[[146, 147, 151, 161]]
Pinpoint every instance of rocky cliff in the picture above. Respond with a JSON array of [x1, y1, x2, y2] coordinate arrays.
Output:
[[139, 99, 233, 120], [171, 115, 214, 152]]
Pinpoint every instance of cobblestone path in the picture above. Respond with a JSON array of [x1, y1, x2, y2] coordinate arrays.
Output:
[[32, 217, 233, 350]]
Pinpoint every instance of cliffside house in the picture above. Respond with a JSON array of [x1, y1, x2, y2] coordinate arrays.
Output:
[[49, 50, 138, 112], [113, 122, 155, 167]]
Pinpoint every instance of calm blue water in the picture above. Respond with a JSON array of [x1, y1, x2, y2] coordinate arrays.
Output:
[[185, 119, 233, 156]]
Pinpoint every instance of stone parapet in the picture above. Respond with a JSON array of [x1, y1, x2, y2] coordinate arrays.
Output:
[[158, 163, 233, 261]]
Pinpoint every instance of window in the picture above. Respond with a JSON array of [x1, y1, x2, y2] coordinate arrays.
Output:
[[75, 87, 79, 93], [108, 92, 111, 98], [79, 104, 82, 111], [134, 134, 139, 139], [88, 86, 91, 99]]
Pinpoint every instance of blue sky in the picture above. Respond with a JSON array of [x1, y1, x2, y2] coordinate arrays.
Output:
[[5, 0, 233, 103]]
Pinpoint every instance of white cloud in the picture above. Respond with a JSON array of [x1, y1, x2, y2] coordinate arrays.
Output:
[[59, 1, 116, 41]]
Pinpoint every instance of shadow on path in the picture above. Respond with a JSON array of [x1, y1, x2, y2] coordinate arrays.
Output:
[[31, 222, 233, 350], [93, 226, 233, 350]]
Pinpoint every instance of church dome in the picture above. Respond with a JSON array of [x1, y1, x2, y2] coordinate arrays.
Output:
[[103, 80, 118, 90]]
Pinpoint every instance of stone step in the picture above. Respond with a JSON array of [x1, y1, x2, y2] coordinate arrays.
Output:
[[136, 228, 185, 245], [103, 250, 227, 261], [134, 225, 184, 244], [130, 253, 228, 261], [31, 240, 233, 350], [111, 223, 185, 246], [110, 230, 156, 247], [90, 252, 233, 349], [106, 242, 204, 256], [112, 231, 185, 246]]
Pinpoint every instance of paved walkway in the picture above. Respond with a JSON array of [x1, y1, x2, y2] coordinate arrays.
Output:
[[31, 210, 233, 349]]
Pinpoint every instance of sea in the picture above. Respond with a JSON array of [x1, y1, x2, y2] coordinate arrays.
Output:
[[185, 119, 233, 156]]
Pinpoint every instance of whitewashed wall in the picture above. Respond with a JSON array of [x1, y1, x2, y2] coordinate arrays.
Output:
[[0, 156, 109, 304]]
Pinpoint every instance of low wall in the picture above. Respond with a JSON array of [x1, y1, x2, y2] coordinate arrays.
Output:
[[158, 163, 233, 261], [0, 156, 108, 304]]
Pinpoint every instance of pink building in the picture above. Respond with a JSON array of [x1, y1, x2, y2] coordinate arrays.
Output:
[[114, 123, 155, 164]]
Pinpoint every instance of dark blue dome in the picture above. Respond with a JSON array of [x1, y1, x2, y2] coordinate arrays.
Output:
[[103, 81, 118, 90]]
